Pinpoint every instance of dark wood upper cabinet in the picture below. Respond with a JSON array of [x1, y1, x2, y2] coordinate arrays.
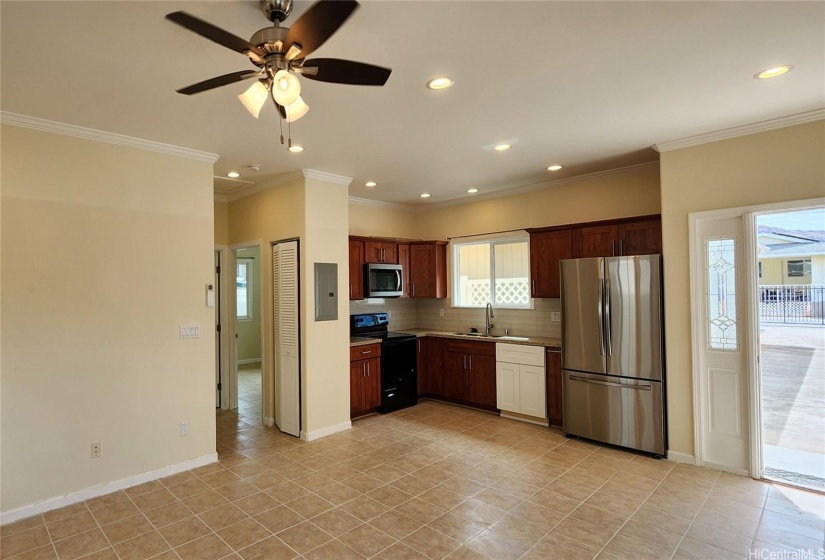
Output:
[[364, 241, 398, 264], [348, 239, 364, 300], [409, 241, 447, 298], [620, 220, 662, 256], [397, 243, 411, 298], [529, 230, 573, 298], [571, 216, 662, 258], [573, 224, 619, 258]]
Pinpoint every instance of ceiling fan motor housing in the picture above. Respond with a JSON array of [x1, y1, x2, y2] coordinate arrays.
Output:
[[260, 0, 293, 22], [250, 25, 290, 57]]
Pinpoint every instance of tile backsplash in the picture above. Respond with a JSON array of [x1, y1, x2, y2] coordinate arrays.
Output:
[[349, 297, 561, 338]]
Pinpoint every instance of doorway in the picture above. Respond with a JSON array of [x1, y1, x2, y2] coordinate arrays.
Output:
[[233, 245, 263, 420], [755, 207, 825, 491]]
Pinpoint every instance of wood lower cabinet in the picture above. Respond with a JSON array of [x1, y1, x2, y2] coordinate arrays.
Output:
[[409, 242, 447, 298], [350, 343, 381, 418], [468, 353, 497, 408], [546, 349, 563, 427], [364, 241, 398, 264], [529, 230, 572, 298], [426, 337, 445, 396], [348, 240, 364, 300], [416, 337, 428, 396], [432, 339, 497, 410]]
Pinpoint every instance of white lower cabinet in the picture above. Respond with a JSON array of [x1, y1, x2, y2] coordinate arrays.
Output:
[[495, 343, 546, 420]]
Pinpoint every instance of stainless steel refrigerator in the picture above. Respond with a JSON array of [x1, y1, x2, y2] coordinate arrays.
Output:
[[560, 255, 665, 456]]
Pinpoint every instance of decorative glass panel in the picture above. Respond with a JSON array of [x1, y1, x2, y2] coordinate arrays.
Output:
[[707, 238, 738, 350]]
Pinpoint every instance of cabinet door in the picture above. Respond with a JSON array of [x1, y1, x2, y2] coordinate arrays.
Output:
[[546, 350, 563, 426], [427, 337, 444, 396], [349, 240, 364, 300], [495, 362, 519, 412], [382, 243, 398, 264], [416, 337, 428, 396], [519, 364, 546, 418], [364, 241, 384, 263], [398, 244, 411, 298], [409, 244, 434, 297], [364, 357, 382, 409], [574, 225, 618, 258], [619, 220, 662, 256], [443, 351, 468, 400], [468, 354, 497, 408], [530, 230, 572, 298], [350, 360, 365, 414]]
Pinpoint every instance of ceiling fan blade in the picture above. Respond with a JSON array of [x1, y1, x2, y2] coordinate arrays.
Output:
[[299, 58, 391, 86], [166, 12, 266, 59], [283, 0, 358, 60], [177, 70, 263, 95]]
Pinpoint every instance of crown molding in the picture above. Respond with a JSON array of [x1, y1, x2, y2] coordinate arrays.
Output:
[[348, 196, 415, 211], [0, 111, 220, 163], [653, 108, 825, 153], [410, 161, 661, 213], [223, 170, 305, 202], [214, 194, 229, 203], [302, 169, 353, 186]]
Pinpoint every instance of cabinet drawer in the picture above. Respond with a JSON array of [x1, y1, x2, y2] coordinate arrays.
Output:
[[445, 339, 496, 356], [496, 343, 544, 366], [350, 343, 381, 361]]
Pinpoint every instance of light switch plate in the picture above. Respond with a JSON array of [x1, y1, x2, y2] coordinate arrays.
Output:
[[180, 324, 200, 338]]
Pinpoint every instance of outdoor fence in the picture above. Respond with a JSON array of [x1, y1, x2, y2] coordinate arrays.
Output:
[[458, 277, 530, 307], [759, 284, 825, 325]]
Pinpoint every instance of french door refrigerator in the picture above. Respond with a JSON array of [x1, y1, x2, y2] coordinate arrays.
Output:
[[560, 255, 666, 456]]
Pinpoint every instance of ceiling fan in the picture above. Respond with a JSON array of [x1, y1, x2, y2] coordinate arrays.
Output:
[[166, 0, 391, 144]]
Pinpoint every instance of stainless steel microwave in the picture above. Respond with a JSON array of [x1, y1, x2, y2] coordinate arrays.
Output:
[[365, 263, 403, 297]]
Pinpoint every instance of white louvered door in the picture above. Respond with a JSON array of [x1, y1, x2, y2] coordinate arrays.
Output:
[[273, 241, 300, 437]]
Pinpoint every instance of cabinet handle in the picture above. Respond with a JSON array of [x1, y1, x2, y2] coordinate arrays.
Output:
[[381, 248, 385, 262], [412, 283, 415, 296], [532, 279, 536, 294], [361, 350, 372, 354], [469, 355, 472, 370]]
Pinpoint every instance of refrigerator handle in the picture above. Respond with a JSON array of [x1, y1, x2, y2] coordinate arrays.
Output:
[[598, 279, 606, 356], [605, 277, 613, 356]]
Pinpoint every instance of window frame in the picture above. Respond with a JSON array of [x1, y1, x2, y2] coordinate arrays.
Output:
[[236, 258, 253, 321], [451, 232, 533, 309], [786, 259, 811, 278]]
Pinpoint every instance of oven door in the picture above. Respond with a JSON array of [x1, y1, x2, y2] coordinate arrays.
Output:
[[366, 264, 403, 297]]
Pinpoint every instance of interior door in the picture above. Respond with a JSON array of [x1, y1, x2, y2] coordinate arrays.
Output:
[[273, 240, 301, 437], [692, 215, 749, 471], [215, 250, 222, 408]]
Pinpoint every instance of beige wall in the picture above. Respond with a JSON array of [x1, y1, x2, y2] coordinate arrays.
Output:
[[214, 201, 228, 245], [236, 247, 262, 362], [660, 120, 825, 456], [348, 203, 418, 239], [228, 179, 305, 424], [758, 256, 817, 286], [1, 125, 216, 513]]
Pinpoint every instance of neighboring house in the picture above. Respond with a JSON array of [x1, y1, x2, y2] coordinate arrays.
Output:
[[757, 231, 825, 286]]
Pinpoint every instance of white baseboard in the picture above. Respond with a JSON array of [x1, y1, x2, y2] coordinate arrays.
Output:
[[0, 452, 218, 525], [702, 460, 749, 476], [237, 358, 261, 365], [667, 450, 696, 464], [263, 416, 275, 427], [302, 421, 352, 442]]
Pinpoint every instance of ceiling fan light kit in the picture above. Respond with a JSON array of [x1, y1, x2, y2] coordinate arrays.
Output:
[[166, 0, 391, 150]]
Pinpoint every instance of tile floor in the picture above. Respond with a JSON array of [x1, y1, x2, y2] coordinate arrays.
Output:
[[3, 398, 824, 559]]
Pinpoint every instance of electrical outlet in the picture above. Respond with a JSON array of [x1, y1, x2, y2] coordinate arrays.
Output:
[[180, 421, 189, 436], [439, 308, 445, 317], [91, 442, 101, 459], [551, 311, 561, 322]]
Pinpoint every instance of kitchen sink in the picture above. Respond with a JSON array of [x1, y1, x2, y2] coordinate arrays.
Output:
[[451, 332, 530, 341]]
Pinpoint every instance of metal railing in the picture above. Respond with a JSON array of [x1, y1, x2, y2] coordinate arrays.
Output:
[[759, 284, 825, 324]]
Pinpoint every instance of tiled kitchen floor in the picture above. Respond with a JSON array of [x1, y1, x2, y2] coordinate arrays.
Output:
[[3, 402, 824, 560]]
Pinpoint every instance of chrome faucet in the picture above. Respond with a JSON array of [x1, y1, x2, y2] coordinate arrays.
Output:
[[485, 302, 495, 334]]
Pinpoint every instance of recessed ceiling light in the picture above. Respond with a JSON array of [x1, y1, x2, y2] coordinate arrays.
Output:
[[365, 181, 377, 187], [288, 145, 304, 153], [547, 165, 563, 171], [420, 193, 431, 198], [467, 188, 479, 193], [227, 171, 240, 178], [493, 144, 511, 151], [426, 76, 454, 90], [754, 65, 793, 79]]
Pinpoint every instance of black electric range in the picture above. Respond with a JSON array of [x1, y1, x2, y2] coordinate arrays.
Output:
[[350, 313, 417, 413]]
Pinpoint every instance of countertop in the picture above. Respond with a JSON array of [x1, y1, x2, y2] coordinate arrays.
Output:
[[349, 329, 561, 349]]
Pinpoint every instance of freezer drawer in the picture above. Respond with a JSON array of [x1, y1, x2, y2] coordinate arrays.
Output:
[[563, 370, 664, 455]]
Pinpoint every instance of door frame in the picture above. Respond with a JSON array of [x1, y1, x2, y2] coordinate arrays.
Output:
[[689, 196, 825, 477], [215, 246, 231, 410], [228, 240, 265, 412]]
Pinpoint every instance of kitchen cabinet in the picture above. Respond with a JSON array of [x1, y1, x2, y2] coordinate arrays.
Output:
[[495, 343, 546, 420], [426, 337, 445, 396], [348, 239, 365, 300], [409, 242, 447, 298], [364, 241, 398, 264], [529, 229, 572, 298], [437, 339, 497, 409], [572, 216, 662, 258], [398, 243, 411, 298], [546, 348, 563, 427], [416, 336, 428, 396], [350, 343, 381, 418]]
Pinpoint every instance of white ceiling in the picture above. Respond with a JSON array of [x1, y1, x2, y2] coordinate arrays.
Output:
[[2, 1, 823, 207]]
